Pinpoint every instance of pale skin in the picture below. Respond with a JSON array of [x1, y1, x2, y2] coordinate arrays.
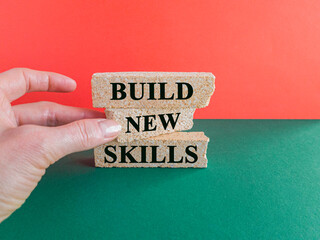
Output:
[[0, 68, 121, 222]]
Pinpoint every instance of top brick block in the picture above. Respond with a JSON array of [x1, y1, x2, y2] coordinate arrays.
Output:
[[92, 72, 215, 109]]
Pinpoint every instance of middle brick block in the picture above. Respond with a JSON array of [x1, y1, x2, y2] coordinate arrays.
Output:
[[105, 108, 195, 142]]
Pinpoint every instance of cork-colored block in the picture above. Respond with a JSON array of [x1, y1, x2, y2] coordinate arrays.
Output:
[[92, 72, 215, 109], [94, 132, 209, 168], [105, 108, 195, 143]]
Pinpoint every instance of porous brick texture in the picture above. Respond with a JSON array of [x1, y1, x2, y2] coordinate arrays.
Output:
[[105, 108, 195, 142], [92, 72, 215, 109], [94, 132, 209, 168]]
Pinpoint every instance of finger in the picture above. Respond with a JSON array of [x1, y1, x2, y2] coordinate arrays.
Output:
[[0, 89, 17, 130], [0, 68, 76, 102], [13, 101, 105, 126], [42, 118, 121, 161]]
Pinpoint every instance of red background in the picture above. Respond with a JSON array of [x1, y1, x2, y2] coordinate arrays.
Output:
[[0, 0, 319, 119]]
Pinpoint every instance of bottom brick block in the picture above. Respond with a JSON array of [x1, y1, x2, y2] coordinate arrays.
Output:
[[94, 132, 209, 168]]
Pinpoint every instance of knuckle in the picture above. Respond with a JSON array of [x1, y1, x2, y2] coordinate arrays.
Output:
[[32, 72, 49, 91], [37, 102, 60, 126], [45, 109, 58, 126], [74, 121, 94, 148]]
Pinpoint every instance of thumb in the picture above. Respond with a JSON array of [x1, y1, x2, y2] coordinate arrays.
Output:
[[43, 118, 121, 160]]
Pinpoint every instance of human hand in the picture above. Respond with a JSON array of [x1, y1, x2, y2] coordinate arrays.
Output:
[[0, 68, 121, 222]]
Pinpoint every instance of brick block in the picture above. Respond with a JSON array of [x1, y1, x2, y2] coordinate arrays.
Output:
[[94, 132, 209, 168], [105, 108, 195, 142], [92, 72, 215, 109]]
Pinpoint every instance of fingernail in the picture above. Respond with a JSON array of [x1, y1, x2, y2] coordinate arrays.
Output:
[[69, 79, 77, 89], [98, 120, 121, 138]]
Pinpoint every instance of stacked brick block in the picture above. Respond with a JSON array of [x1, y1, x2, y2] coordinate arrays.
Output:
[[92, 72, 215, 168]]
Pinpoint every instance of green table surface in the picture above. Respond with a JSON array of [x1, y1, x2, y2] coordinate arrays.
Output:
[[1, 120, 320, 240]]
